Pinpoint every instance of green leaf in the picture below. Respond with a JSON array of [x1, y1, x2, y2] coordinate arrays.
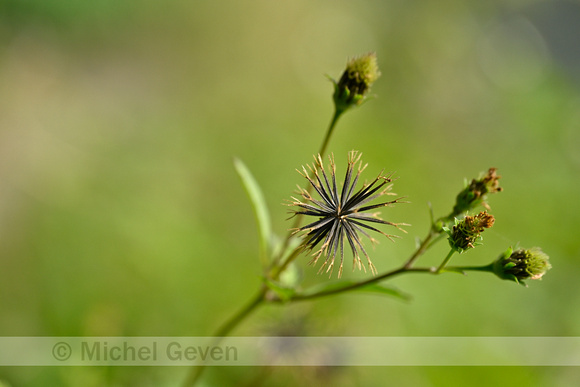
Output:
[[233, 158, 272, 266], [300, 280, 411, 302], [356, 282, 412, 301]]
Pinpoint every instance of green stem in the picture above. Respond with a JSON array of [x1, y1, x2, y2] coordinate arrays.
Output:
[[278, 260, 494, 304], [402, 209, 458, 269], [403, 229, 437, 268], [183, 287, 266, 387], [446, 263, 494, 273], [318, 108, 343, 159], [435, 249, 456, 274], [215, 288, 266, 337], [287, 266, 433, 302]]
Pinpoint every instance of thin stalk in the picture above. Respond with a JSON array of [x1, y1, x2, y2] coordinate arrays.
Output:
[[283, 232, 464, 303], [275, 257, 492, 303], [404, 212, 456, 269], [435, 249, 456, 274], [318, 108, 343, 160], [183, 288, 266, 387], [446, 263, 494, 273], [403, 229, 437, 269], [287, 266, 433, 302], [215, 288, 266, 337]]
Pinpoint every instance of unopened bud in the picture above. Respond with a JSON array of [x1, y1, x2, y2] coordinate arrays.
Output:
[[332, 52, 380, 113], [453, 168, 502, 215], [444, 211, 495, 253], [492, 247, 551, 285]]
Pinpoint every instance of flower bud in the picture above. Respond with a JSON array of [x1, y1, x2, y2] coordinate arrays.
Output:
[[332, 52, 380, 113], [444, 211, 495, 253], [492, 247, 551, 285], [452, 168, 502, 215]]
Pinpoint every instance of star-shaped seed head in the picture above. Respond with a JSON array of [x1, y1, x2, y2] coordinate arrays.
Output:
[[288, 151, 408, 278]]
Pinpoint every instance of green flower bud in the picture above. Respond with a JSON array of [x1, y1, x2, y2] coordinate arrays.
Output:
[[444, 211, 495, 253], [452, 168, 502, 216], [332, 52, 380, 113], [492, 247, 551, 285]]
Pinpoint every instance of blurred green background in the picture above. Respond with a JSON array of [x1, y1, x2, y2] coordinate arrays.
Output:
[[1, 0, 580, 386]]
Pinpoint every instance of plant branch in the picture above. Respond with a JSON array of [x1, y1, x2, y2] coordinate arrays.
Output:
[[286, 266, 433, 302], [446, 263, 494, 273], [318, 108, 343, 160], [435, 249, 456, 274], [403, 229, 437, 269], [182, 287, 266, 387]]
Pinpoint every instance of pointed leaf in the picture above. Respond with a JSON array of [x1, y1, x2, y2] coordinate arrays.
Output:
[[234, 158, 272, 266], [300, 280, 411, 302], [355, 282, 412, 301]]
